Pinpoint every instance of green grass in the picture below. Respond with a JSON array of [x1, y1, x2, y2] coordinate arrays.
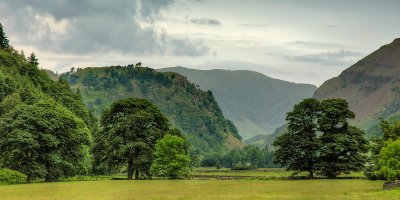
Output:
[[193, 168, 365, 179], [0, 179, 399, 200]]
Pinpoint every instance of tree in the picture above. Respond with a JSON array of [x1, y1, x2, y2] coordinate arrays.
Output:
[[379, 139, 400, 182], [0, 22, 9, 49], [150, 134, 191, 179], [317, 99, 368, 178], [94, 97, 169, 180], [273, 98, 321, 178], [0, 99, 92, 182], [28, 53, 39, 67]]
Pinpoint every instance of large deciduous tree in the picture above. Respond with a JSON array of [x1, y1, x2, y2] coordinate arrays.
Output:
[[317, 99, 368, 178], [273, 98, 321, 178], [0, 99, 92, 182], [94, 97, 169, 180]]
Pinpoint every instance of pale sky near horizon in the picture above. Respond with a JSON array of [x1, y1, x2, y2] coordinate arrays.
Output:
[[1, 0, 399, 86]]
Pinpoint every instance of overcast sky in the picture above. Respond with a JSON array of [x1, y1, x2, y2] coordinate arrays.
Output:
[[1, 0, 399, 86]]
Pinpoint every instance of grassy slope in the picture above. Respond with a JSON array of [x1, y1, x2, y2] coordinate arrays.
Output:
[[158, 67, 317, 139], [0, 179, 398, 200]]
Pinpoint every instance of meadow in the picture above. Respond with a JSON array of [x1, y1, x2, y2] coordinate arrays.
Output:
[[0, 168, 399, 200]]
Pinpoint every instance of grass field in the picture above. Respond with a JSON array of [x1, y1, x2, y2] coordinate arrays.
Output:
[[1, 179, 399, 200]]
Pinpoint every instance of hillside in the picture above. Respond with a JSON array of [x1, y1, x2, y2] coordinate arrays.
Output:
[[158, 67, 317, 139], [314, 38, 400, 136], [61, 65, 243, 152], [0, 48, 95, 132]]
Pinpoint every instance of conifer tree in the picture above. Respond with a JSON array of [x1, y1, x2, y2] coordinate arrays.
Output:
[[0, 22, 10, 49]]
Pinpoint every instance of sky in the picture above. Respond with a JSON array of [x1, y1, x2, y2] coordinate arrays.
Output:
[[1, 0, 400, 86]]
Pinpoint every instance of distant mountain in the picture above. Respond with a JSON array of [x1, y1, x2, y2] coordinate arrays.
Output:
[[61, 66, 243, 153], [158, 67, 317, 139], [314, 38, 400, 136]]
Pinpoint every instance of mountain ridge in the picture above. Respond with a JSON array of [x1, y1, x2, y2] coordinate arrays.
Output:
[[158, 67, 317, 139]]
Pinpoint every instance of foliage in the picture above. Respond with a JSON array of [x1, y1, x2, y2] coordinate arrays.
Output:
[[365, 119, 400, 180], [378, 139, 400, 182], [0, 168, 27, 183], [273, 98, 320, 178], [273, 98, 368, 178], [62, 66, 242, 153], [150, 134, 191, 179], [199, 145, 273, 169], [0, 100, 92, 182], [0, 22, 9, 49], [94, 97, 169, 180]]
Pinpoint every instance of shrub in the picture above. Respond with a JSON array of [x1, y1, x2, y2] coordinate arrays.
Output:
[[0, 168, 27, 183]]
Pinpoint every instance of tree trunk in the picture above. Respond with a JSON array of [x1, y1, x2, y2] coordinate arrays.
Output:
[[127, 160, 134, 180], [309, 170, 314, 179], [135, 169, 139, 180]]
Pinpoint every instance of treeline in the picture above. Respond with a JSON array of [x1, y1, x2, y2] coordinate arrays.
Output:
[[198, 145, 274, 169], [0, 23, 96, 182]]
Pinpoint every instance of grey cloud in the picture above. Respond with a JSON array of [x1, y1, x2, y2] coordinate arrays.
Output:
[[288, 41, 356, 49], [287, 50, 364, 66], [189, 17, 221, 26], [0, 0, 209, 56]]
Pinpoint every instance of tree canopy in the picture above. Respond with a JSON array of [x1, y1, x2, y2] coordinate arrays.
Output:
[[94, 97, 170, 179], [273, 98, 320, 178], [150, 134, 191, 179], [0, 22, 9, 49], [0, 99, 92, 182], [273, 98, 368, 178]]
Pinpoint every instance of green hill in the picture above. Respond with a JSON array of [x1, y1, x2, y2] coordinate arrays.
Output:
[[61, 65, 243, 153], [0, 48, 95, 134], [158, 67, 317, 139]]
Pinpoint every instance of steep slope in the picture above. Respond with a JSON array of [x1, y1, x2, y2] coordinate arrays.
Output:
[[0, 48, 95, 132], [314, 38, 400, 136], [158, 67, 317, 139], [61, 65, 243, 153]]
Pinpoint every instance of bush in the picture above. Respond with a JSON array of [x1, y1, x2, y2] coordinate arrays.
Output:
[[0, 168, 27, 183], [379, 140, 400, 182]]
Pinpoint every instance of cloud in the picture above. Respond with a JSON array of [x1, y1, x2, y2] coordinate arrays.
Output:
[[287, 50, 364, 66], [0, 0, 209, 56], [188, 17, 221, 26]]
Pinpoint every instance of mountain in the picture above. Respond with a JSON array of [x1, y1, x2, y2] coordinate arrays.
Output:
[[61, 65, 243, 153], [158, 67, 317, 139], [314, 38, 400, 136]]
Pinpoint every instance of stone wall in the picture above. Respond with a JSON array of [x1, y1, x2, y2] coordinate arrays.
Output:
[[383, 180, 400, 190]]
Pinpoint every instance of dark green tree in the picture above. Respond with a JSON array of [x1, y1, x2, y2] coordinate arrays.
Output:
[[94, 97, 169, 180], [273, 98, 321, 178], [28, 53, 39, 67], [150, 134, 191, 179], [317, 99, 368, 178], [0, 99, 92, 182], [0, 22, 9, 49]]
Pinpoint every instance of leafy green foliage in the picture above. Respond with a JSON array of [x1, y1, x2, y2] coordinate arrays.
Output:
[[0, 168, 27, 183], [273, 98, 321, 178], [379, 139, 400, 182], [0, 30, 95, 182], [0, 100, 92, 182], [200, 145, 273, 169], [94, 97, 169, 179], [0, 22, 9, 49], [273, 98, 368, 178], [150, 134, 191, 179], [365, 120, 400, 180], [63, 66, 241, 153]]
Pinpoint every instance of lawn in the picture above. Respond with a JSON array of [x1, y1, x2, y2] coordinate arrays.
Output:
[[0, 179, 399, 200]]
